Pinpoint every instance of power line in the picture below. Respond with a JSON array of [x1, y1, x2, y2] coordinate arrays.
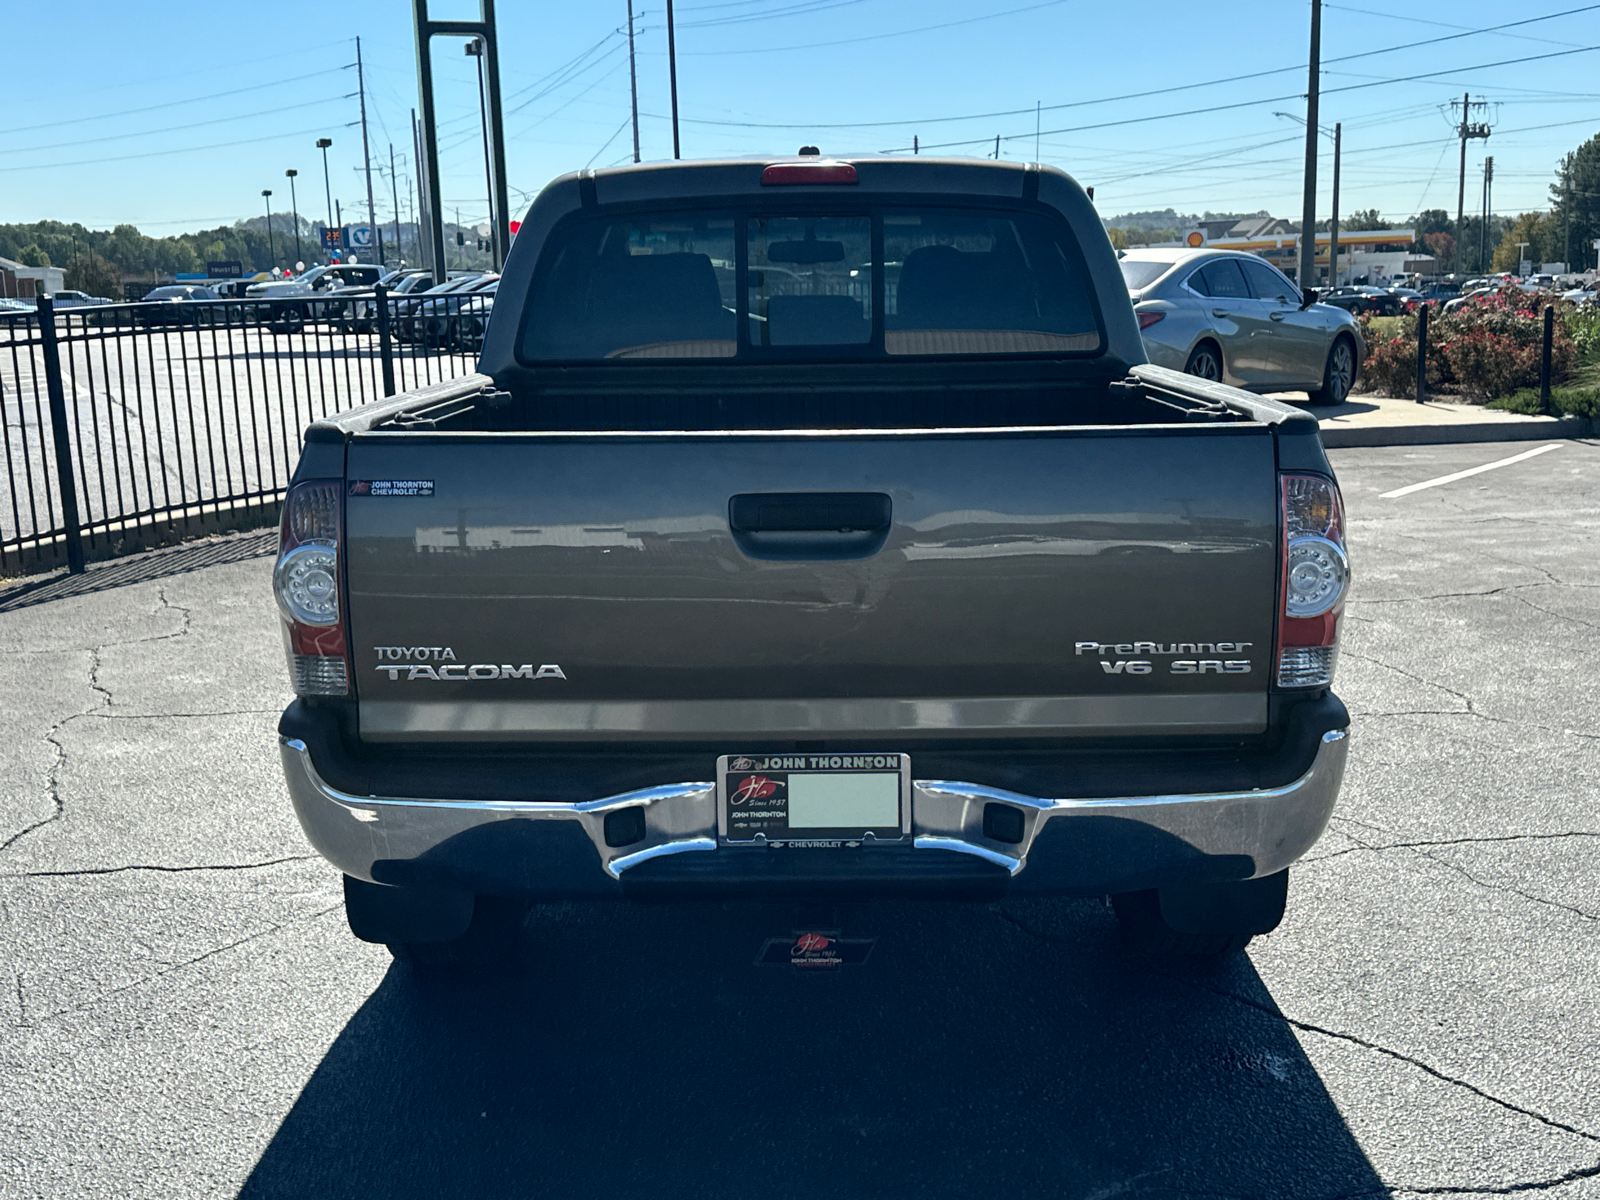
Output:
[[886, 41, 1600, 153], [670, 4, 1600, 131], [0, 122, 359, 174], [7, 95, 355, 156], [679, 0, 872, 27], [682, 0, 1073, 54], [0, 67, 351, 138]]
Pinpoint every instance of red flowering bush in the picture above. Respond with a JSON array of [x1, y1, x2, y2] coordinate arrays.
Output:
[[1355, 287, 1576, 399]]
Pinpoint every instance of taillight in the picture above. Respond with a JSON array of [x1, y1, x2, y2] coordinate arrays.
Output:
[[274, 480, 348, 696], [1277, 474, 1349, 689], [1136, 310, 1166, 329]]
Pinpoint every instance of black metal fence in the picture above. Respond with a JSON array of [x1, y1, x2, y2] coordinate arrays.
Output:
[[0, 286, 493, 576]]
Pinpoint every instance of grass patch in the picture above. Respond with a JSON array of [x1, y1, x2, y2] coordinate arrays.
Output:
[[1488, 385, 1600, 416]]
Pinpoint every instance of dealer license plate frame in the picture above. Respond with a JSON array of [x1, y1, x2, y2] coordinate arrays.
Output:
[[717, 753, 913, 846]]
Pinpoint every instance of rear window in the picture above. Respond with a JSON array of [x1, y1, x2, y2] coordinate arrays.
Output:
[[521, 205, 1101, 362], [1119, 259, 1171, 291]]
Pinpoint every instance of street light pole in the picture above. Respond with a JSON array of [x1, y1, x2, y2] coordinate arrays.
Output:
[[262, 190, 276, 270], [316, 137, 334, 257], [285, 169, 302, 267]]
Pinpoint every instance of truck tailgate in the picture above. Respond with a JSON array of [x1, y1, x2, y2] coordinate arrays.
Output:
[[343, 426, 1279, 742]]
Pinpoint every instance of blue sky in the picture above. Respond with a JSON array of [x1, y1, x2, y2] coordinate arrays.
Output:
[[2, 0, 1596, 235]]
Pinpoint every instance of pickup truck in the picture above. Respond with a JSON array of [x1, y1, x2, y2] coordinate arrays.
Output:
[[273, 155, 1350, 969]]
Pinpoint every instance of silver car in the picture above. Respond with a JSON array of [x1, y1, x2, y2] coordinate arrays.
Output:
[[1120, 248, 1365, 406]]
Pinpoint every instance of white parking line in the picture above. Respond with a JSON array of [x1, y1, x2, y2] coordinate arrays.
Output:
[[1380, 443, 1564, 499]]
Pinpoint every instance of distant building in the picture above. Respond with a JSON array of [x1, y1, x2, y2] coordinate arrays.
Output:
[[0, 256, 64, 298], [1173, 224, 1422, 285]]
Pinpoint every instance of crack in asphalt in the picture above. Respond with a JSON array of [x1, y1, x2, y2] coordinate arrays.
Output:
[[1312, 820, 1600, 922], [2, 854, 317, 880], [1306, 828, 1600, 863], [1341, 650, 1600, 741], [1347, 581, 1553, 605], [12, 903, 342, 1028], [998, 910, 1600, 1156], [0, 588, 199, 860], [1314, 1159, 1600, 1197], [1514, 593, 1600, 635], [1196, 983, 1600, 1147]]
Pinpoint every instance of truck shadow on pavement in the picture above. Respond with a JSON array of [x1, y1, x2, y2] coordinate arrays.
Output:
[[238, 897, 1385, 1199]]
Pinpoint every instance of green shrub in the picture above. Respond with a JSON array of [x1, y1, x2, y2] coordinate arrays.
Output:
[[1488, 386, 1600, 416]]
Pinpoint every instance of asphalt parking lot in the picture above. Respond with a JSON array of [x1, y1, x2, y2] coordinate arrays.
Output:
[[3, 438, 1599, 1198]]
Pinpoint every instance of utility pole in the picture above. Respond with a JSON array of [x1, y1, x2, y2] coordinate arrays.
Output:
[[465, 38, 498, 268], [1298, 0, 1321, 289], [994, 134, 1001, 160], [356, 37, 383, 266], [285, 169, 303, 267], [389, 144, 402, 264], [666, 0, 681, 158], [1035, 101, 1041, 163], [627, 0, 641, 163], [1453, 92, 1491, 276], [1328, 122, 1341, 287], [1480, 156, 1493, 272]]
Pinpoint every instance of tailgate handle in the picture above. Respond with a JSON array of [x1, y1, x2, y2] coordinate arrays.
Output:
[[728, 492, 891, 561]]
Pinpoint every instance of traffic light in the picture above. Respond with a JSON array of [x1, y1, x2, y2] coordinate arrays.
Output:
[[455, 230, 465, 246]]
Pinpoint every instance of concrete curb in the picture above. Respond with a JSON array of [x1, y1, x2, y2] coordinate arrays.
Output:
[[1319, 415, 1597, 448]]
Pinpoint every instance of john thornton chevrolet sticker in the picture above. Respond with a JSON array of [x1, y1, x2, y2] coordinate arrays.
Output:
[[349, 479, 434, 497]]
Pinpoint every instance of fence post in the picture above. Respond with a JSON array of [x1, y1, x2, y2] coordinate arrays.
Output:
[[1415, 303, 1429, 403], [1539, 305, 1554, 416], [375, 283, 396, 397], [35, 295, 86, 575]]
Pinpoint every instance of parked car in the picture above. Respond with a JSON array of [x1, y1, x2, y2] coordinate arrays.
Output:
[[332, 268, 474, 333], [409, 274, 500, 349], [51, 289, 114, 308], [1415, 282, 1461, 303], [393, 272, 496, 344], [247, 263, 386, 331], [1562, 280, 1597, 306], [1443, 287, 1497, 313], [1319, 286, 1402, 317], [1120, 247, 1365, 405], [274, 156, 1351, 971], [137, 284, 221, 326]]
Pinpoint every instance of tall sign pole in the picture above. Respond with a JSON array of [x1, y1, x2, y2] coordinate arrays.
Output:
[[480, 0, 511, 271], [357, 37, 383, 266], [414, 0, 510, 279], [1297, 0, 1321, 290]]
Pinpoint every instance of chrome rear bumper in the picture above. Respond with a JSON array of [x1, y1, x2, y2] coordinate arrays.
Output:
[[279, 729, 1347, 896]]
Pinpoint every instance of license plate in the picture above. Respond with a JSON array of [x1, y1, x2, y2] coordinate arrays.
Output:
[[717, 753, 911, 845]]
